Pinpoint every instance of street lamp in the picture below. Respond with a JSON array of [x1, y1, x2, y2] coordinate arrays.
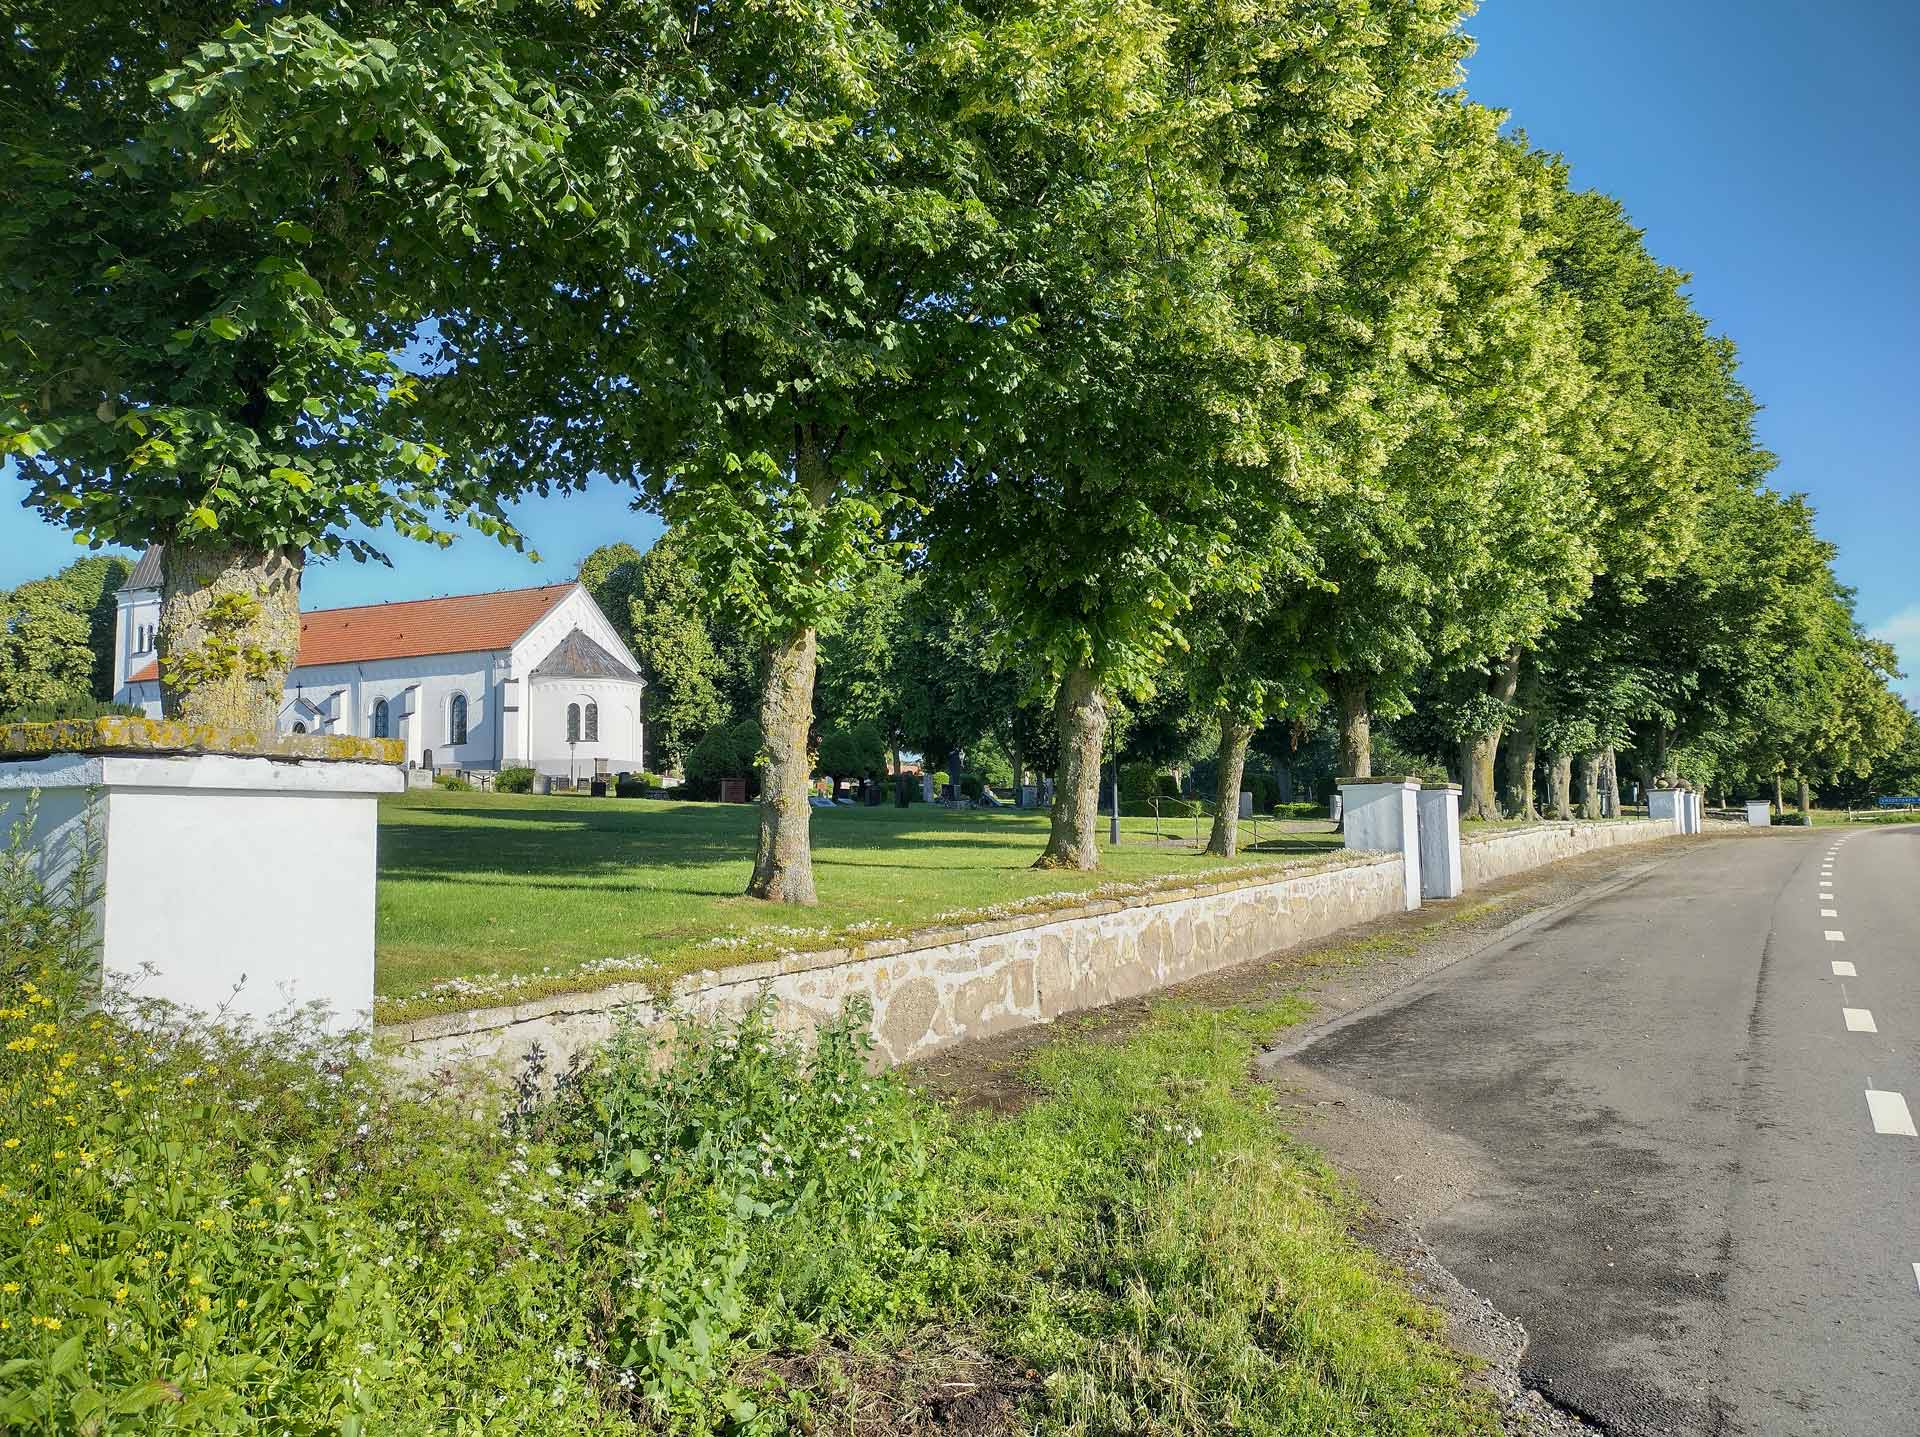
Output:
[[569, 737, 578, 789], [1108, 723, 1120, 847]]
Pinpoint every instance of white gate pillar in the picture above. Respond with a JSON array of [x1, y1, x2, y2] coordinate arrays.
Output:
[[1339, 777, 1423, 911], [0, 720, 403, 1033]]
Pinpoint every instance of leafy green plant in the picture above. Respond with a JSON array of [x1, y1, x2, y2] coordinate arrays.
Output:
[[495, 766, 536, 794]]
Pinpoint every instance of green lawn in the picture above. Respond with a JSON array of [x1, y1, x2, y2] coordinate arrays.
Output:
[[375, 792, 1343, 1021]]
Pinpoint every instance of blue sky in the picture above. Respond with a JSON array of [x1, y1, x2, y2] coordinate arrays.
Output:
[[3, 1, 1915, 696]]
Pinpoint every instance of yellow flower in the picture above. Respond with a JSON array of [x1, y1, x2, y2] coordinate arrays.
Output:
[[2, 1138, 18, 1149], [23, 1213, 43, 1227], [43, 1316, 61, 1331], [182, 1317, 197, 1330], [196, 1295, 211, 1313], [53, 1243, 70, 1256], [1, 1282, 18, 1294], [114, 1286, 127, 1301], [187, 1275, 201, 1287], [235, 1297, 248, 1309]]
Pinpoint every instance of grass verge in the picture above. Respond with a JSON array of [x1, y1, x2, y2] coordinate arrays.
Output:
[[374, 793, 1342, 1022]]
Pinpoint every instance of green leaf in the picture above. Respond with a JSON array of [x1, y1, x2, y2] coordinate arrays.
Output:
[[208, 315, 244, 341]]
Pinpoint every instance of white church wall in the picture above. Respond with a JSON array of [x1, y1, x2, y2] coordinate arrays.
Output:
[[527, 678, 645, 778], [285, 653, 507, 770]]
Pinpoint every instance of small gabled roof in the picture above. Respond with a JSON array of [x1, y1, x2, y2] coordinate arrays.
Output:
[[122, 545, 165, 592], [127, 581, 579, 683], [530, 628, 641, 681]]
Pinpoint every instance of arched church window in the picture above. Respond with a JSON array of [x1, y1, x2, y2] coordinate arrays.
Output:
[[449, 693, 468, 746], [372, 698, 390, 739], [584, 701, 599, 742], [566, 703, 581, 743], [292, 722, 307, 735]]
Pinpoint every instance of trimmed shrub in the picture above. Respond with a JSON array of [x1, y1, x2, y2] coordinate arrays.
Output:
[[434, 771, 473, 791], [496, 765, 535, 793]]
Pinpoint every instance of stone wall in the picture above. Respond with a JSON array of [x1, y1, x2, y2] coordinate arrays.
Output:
[[391, 853, 1409, 1076], [1459, 818, 1670, 890]]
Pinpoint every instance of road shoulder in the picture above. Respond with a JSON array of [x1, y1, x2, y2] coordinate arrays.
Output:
[[912, 830, 1720, 1434]]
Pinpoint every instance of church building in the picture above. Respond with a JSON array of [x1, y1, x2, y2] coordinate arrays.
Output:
[[113, 548, 646, 778]]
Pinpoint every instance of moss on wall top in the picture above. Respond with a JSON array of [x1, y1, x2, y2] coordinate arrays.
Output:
[[0, 717, 404, 765]]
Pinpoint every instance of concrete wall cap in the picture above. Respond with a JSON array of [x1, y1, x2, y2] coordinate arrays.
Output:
[[1335, 774, 1422, 788], [0, 717, 404, 766]]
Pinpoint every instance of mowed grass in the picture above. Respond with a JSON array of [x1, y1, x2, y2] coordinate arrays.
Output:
[[375, 792, 1343, 1021]]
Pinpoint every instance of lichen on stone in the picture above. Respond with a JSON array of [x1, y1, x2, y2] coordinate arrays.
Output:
[[0, 716, 403, 765]]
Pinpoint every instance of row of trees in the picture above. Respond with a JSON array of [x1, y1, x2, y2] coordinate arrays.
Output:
[[5, 1, 1907, 904]]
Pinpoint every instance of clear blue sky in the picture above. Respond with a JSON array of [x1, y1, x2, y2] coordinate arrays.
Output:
[[3, 1, 1915, 695]]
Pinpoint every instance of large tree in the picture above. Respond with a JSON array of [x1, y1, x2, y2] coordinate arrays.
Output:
[[438, 0, 1132, 901], [1, 3, 587, 729], [933, 0, 1475, 870]]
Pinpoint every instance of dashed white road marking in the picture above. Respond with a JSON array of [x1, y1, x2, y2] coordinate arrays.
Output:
[[1865, 1090, 1916, 1137], [1833, 960, 1857, 976], [1844, 1008, 1878, 1033], [1822, 908, 1839, 918], [1826, 930, 1846, 942], [1912, 1263, 1919, 1296]]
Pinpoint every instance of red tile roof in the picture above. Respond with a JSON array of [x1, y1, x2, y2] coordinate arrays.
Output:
[[127, 582, 577, 683]]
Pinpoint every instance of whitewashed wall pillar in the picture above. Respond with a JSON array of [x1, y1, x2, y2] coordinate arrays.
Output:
[[1339, 776, 1422, 911], [1648, 788, 1686, 834], [0, 721, 404, 1033], [1415, 783, 1464, 900]]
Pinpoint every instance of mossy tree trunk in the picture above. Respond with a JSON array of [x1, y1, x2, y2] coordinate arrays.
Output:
[[1797, 772, 1811, 817], [747, 621, 819, 903], [1504, 707, 1539, 822], [1578, 751, 1603, 820], [157, 544, 303, 733], [1206, 716, 1254, 857], [1601, 747, 1620, 817], [1460, 651, 1522, 821], [1332, 673, 1371, 778], [1036, 664, 1105, 870], [1548, 751, 1574, 820]]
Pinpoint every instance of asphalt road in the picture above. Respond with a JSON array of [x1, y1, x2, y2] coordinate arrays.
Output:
[[1287, 824, 1920, 1436]]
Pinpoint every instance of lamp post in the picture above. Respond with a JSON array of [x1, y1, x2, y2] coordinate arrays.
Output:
[[569, 737, 578, 789], [1108, 724, 1120, 847]]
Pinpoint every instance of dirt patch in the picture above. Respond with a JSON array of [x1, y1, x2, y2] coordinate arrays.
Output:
[[744, 1333, 1040, 1437]]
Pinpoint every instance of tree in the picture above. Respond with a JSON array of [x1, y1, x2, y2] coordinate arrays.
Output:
[[815, 722, 887, 796], [1, 4, 586, 729], [0, 554, 135, 717], [931, 0, 1475, 870], [577, 543, 647, 655], [439, 0, 1140, 902], [581, 533, 737, 772]]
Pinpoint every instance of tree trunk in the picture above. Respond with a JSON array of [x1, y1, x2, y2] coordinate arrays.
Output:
[[1460, 651, 1522, 821], [1206, 717, 1254, 857], [1035, 664, 1106, 870], [746, 623, 820, 903], [1332, 673, 1372, 777], [1010, 743, 1025, 804], [1797, 772, 1811, 817], [1600, 747, 1620, 817], [1577, 752, 1602, 820], [1548, 752, 1574, 821], [1504, 709, 1539, 822], [1773, 771, 1784, 816], [157, 544, 304, 732]]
